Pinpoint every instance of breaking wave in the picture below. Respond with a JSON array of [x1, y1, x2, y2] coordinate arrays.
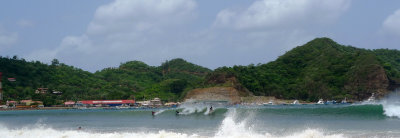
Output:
[[356, 89, 400, 118], [177, 100, 227, 115], [213, 109, 345, 138], [0, 126, 345, 138], [380, 91, 400, 118], [382, 103, 400, 118], [0, 108, 346, 138]]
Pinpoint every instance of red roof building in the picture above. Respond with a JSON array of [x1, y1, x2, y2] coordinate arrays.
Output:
[[78, 100, 135, 105], [64, 101, 75, 105]]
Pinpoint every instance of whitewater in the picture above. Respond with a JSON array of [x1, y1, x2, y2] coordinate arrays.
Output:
[[1, 95, 400, 138], [0, 108, 349, 138]]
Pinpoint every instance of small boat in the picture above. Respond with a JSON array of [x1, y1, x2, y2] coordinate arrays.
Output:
[[366, 93, 376, 103], [116, 106, 130, 109], [316, 99, 324, 104], [341, 97, 348, 104], [263, 101, 274, 106], [325, 100, 337, 104], [78, 107, 88, 109]]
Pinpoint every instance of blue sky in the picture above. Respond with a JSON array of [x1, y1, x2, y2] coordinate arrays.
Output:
[[1, 0, 400, 72]]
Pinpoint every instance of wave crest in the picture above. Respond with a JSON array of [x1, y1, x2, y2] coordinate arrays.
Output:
[[0, 109, 345, 138], [380, 90, 400, 118]]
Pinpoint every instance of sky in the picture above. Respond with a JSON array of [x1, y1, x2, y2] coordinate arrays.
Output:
[[0, 0, 400, 72]]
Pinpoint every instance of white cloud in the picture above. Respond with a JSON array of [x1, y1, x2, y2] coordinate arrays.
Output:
[[28, 0, 350, 72], [28, 0, 197, 71], [214, 0, 350, 30], [0, 25, 18, 51], [382, 9, 400, 37], [87, 0, 196, 35], [207, 0, 350, 65]]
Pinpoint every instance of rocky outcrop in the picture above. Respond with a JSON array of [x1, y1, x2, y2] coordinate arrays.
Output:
[[205, 71, 252, 97], [345, 64, 389, 100], [184, 87, 241, 104]]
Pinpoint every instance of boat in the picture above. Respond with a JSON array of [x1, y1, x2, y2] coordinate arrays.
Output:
[[325, 100, 337, 104], [77, 107, 88, 109], [366, 93, 376, 103], [316, 99, 324, 104], [341, 97, 347, 104], [263, 101, 274, 106], [115, 105, 130, 109], [292, 100, 299, 105]]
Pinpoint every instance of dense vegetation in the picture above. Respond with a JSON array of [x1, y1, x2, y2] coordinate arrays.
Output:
[[211, 38, 400, 101], [0, 58, 210, 105], [374, 49, 400, 83], [1, 38, 399, 105]]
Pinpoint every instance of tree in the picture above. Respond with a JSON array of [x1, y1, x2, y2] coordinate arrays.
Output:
[[51, 59, 60, 66]]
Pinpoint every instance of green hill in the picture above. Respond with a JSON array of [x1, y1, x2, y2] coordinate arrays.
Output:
[[94, 58, 211, 102], [1, 38, 399, 104], [0, 58, 108, 105], [0, 58, 210, 105], [212, 38, 400, 101]]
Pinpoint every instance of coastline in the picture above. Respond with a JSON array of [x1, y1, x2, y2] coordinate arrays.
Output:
[[0, 107, 76, 111], [0, 95, 356, 111]]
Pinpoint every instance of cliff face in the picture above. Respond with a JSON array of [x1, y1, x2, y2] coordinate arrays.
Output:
[[204, 71, 252, 97], [345, 64, 389, 100], [184, 87, 241, 104]]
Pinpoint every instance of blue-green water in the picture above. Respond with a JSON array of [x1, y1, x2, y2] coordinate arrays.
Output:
[[1, 103, 400, 138]]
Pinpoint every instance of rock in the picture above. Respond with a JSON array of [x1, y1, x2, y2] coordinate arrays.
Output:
[[345, 64, 389, 100], [184, 87, 241, 104]]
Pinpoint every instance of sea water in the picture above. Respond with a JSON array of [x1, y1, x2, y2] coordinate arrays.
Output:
[[1, 102, 400, 138]]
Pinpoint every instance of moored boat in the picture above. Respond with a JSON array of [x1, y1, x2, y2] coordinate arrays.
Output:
[[316, 99, 324, 104]]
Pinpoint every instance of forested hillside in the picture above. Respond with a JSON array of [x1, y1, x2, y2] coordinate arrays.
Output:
[[94, 58, 211, 102], [212, 38, 400, 101], [0, 58, 210, 105], [1, 38, 399, 105]]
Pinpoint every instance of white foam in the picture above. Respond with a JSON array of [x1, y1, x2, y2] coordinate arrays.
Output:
[[0, 127, 196, 138], [177, 100, 209, 115], [380, 91, 400, 118], [283, 129, 345, 138], [154, 109, 166, 115], [0, 108, 346, 138], [178, 100, 225, 115], [214, 108, 345, 138], [381, 100, 400, 118], [0, 122, 346, 138]]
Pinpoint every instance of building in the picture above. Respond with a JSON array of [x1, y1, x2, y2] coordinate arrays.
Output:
[[77, 100, 135, 107], [6, 100, 17, 107], [135, 98, 163, 107], [20, 100, 43, 106], [164, 102, 179, 107], [35, 88, 48, 94], [150, 98, 162, 107], [64, 101, 75, 107], [136, 100, 151, 106], [52, 91, 62, 95]]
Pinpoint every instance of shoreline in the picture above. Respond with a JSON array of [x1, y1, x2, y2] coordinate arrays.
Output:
[[0, 106, 178, 111], [0, 107, 76, 111], [0, 96, 359, 111]]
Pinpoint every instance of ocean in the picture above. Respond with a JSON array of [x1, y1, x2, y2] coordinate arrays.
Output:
[[1, 99, 400, 138]]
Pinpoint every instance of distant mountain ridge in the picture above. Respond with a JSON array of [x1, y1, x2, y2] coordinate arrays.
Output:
[[1, 38, 399, 104]]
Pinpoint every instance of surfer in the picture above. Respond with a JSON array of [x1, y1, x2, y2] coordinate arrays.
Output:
[[176, 110, 180, 115], [210, 106, 213, 112], [78, 126, 82, 130], [152, 111, 155, 116]]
